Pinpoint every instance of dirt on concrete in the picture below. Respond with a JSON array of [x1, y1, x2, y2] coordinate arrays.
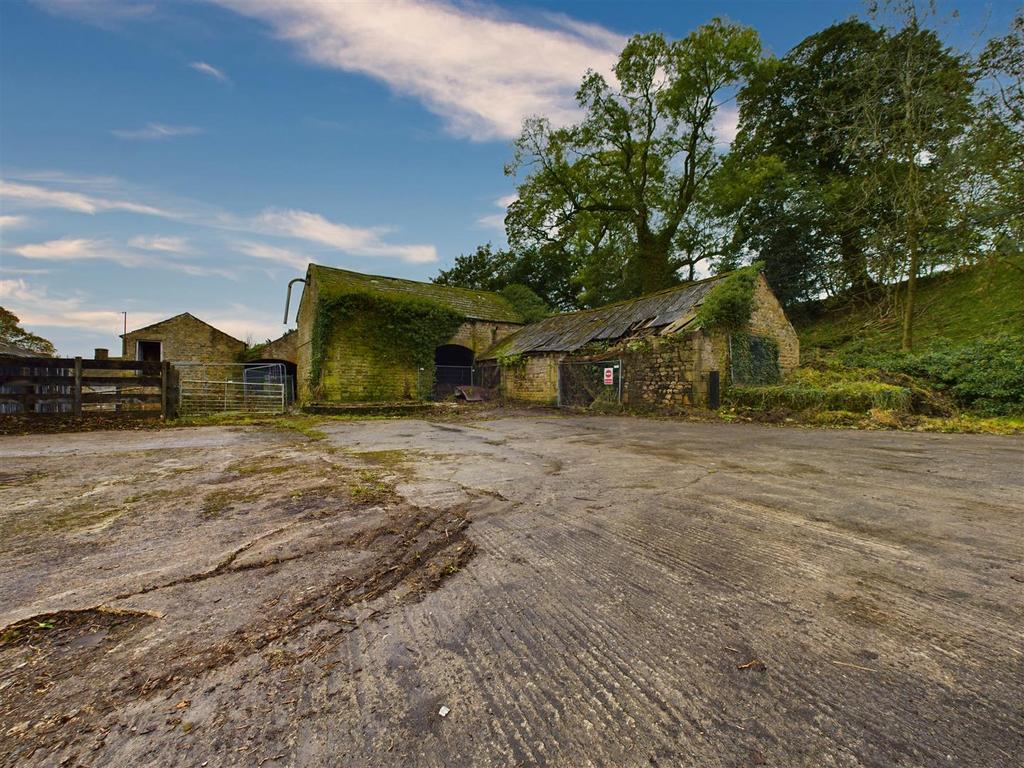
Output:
[[1, 414, 1022, 767]]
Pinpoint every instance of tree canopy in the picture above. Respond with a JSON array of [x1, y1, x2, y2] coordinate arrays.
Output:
[[0, 307, 55, 356], [436, 4, 1022, 350]]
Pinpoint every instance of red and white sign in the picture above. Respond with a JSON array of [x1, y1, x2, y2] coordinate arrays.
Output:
[[603, 367, 614, 385]]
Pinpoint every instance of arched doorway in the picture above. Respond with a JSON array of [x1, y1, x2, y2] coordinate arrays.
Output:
[[433, 344, 473, 398]]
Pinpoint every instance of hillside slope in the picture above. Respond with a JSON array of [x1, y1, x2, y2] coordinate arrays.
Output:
[[797, 255, 1024, 356]]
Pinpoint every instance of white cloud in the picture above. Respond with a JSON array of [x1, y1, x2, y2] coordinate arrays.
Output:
[[255, 208, 437, 263], [0, 179, 169, 216], [712, 105, 739, 148], [11, 237, 151, 268], [210, 0, 624, 140], [234, 240, 309, 271], [129, 235, 190, 253], [0, 214, 30, 230], [189, 61, 231, 83], [0, 277, 164, 334], [477, 193, 517, 229], [195, 304, 287, 343], [111, 123, 205, 140]]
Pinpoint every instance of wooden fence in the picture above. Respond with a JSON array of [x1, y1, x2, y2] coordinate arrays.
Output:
[[0, 356, 175, 418]]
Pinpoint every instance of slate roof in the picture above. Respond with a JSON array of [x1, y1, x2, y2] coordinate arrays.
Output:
[[309, 265, 523, 324], [121, 312, 244, 344], [479, 275, 727, 359]]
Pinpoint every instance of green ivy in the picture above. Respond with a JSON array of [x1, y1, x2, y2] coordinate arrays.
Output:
[[309, 292, 465, 392], [496, 351, 526, 370], [731, 332, 780, 385], [695, 263, 761, 331]]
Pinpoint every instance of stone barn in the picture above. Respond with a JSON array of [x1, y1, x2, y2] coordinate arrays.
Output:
[[121, 313, 244, 364], [294, 265, 523, 403], [477, 270, 799, 408]]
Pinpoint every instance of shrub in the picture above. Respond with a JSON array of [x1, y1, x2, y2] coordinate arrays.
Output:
[[696, 263, 760, 331], [499, 284, 550, 323], [842, 335, 1024, 416], [727, 368, 913, 413]]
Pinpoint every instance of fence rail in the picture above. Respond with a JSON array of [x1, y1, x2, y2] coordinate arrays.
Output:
[[0, 356, 171, 417]]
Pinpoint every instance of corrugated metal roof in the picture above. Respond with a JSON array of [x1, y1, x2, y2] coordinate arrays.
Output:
[[310, 264, 523, 324], [479, 276, 725, 358]]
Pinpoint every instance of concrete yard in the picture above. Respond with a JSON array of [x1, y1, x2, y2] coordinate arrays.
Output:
[[1, 414, 1022, 767]]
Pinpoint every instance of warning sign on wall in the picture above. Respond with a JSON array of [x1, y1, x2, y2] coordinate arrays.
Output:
[[603, 367, 614, 385]]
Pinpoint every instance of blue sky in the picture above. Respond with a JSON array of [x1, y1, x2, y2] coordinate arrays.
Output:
[[1, 0, 1016, 355]]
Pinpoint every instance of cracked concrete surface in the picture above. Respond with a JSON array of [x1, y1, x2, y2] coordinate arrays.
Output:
[[1, 415, 1023, 767]]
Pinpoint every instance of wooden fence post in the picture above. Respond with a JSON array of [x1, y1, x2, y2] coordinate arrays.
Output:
[[161, 360, 172, 419], [73, 356, 83, 416]]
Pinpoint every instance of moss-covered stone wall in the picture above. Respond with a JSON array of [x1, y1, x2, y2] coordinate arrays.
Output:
[[501, 355, 561, 404]]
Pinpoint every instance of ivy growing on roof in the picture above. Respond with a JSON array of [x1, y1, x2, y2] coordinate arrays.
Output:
[[694, 263, 762, 331]]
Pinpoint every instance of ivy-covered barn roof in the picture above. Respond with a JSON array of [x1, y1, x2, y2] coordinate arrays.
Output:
[[309, 265, 523, 324], [479, 274, 728, 359]]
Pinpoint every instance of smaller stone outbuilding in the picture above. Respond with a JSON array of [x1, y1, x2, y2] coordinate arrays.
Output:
[[122, 313, 244, 364], [478, 271, 799, 409]]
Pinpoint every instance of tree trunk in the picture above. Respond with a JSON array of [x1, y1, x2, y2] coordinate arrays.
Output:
[[634, 230, 675, 295], [901, 214, 919, 352], [839, 227, 875, 299]]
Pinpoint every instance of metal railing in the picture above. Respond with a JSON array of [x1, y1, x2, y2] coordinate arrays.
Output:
[[175, 362, 287, 415]]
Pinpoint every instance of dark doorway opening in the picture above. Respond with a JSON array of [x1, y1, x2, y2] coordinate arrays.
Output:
[[137, 340, 162, 362], [433, 344, 474, 398]]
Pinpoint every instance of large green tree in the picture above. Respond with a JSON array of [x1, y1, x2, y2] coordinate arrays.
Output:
[[713, 20, 886, 306], [0, 307, 55, 356], [506, 20, 762, 304], [847, 2, 975, 350]]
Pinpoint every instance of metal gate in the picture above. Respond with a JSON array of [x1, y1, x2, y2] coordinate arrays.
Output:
[[176, 362, 286, 415], [558, 359, 621, 408], [433, 365, 473, 399]]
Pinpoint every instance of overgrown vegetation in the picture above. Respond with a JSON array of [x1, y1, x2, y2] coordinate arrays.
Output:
[[310, 293, 465, 392], [695, 264, 761, 331], [727, 368, 914, 413]]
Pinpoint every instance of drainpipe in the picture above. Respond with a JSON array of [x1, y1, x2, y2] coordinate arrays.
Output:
[[283, 278, 307, 324]]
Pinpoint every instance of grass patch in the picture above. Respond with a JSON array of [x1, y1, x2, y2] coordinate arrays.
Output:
[[201, 489, 259, 519], [172, 413, 330, 440], [797, 254, 1024, 355], [727, 368, 913, 413], [347, 469, 399, 505]]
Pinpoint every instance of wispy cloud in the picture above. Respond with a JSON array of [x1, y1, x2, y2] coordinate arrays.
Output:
[[3, 173, 437, 266], [0, 277, 164, 337], [33, 0, 157, 26], [0, 214, 30, 230], [189, 60, 231, 84], [11, 237, 151, 268], [9, 236, 236, 278], [477, 193, 517, 229], [0, 179, 169, 216], [210, 0, 624, 141], [129, 235, 190, 253], [111, 123, 205, 141], [234, 240, 309, 271], [254, 209, 437, 263]]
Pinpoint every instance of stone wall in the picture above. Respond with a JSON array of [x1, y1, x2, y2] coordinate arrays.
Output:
[[450, 321, 521, 356], [295, 285, 523, 403], [501, 354, 560, 404], [749, 274, 800, 371], [620, 333, 702, 409], [122, 315, 244, 365], [261, 330, 298, 363]]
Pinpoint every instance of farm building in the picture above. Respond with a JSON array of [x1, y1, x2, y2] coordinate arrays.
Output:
[[122, 313, 245, 364], [477, 270, 799, 409], [293, 265, 523, 403]]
